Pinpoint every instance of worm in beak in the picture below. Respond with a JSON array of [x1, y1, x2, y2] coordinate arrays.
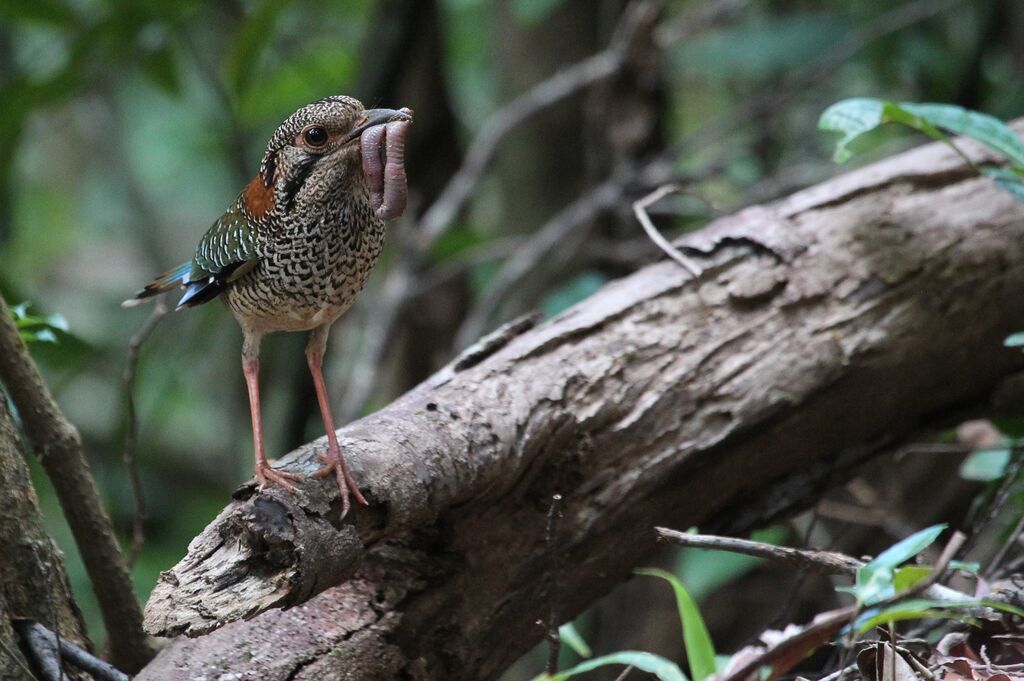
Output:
[[359, 107, 413, 220]]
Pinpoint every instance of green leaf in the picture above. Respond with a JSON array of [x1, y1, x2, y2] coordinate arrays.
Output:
[[820, 100, 1024, 203], [899, 103, 1024, 167], [11, 303, 69, 345], [948, 560, 980, 574], [636, 568, 716, 681], [959, 449, 1011, 481], [983, 167, 1024, 204], [818, 98, 886, 163], [893, 566, 931, 593], [558, 622, 592, 659], [1004, 332, 1024, 348], [979, 598, 1024, 618], [846, 524, 946, 605], [854, 597, 1024, 633], [853, 599, 977, 633], [535, 651, 688, 681]]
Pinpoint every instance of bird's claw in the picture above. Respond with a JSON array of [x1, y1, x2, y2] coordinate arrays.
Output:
[[313, 445, 368, 517], [256, 461, 302, 493]]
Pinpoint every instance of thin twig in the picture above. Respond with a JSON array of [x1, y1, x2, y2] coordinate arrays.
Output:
[[632, 185, 703, 277], [454, 177, 630, 348], [612, 665, 635, 681], [0, 294, 155, 672], [818, 663, 858, 681], [122, 297, 169, 566], [717, 531, 966, 681], [656, 527, 863, 575], [545, 493, 564, 675], [417, 1, 656, 245], [340, 1, 665, 417], [962, 443, 1024, 562], [0, 629, 40, 681], [985, 509, 1024, 579]]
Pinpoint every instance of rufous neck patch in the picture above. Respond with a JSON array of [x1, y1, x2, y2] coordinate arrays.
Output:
[[242, 174, 275, 220]]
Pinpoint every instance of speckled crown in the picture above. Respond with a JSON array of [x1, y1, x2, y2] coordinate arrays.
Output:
[[259, 95, 364, 180]]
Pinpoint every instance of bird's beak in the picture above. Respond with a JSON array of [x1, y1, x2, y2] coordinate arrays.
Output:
[[344, 108, 414, 143]]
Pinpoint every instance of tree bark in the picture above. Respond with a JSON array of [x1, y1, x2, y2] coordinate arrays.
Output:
[[0, 396, 91, 662], [138, 131, 1024, 679], [0, 297, 155, 673]]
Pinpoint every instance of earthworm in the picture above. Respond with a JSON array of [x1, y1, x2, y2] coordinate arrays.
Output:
[[377, 119, 410, 220], [360, 124, 386, 213]]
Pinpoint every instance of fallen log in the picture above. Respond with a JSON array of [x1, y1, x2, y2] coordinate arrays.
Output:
[[138, 131, 1024, 680]]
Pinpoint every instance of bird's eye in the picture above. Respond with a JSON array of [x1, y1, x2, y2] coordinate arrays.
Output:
[[302, 126, 329, 147]]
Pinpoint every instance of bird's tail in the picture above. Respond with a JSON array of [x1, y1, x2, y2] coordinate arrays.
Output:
[[121, 262, 191, 308]]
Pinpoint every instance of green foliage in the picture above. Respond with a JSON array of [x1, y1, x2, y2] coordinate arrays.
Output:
[[838, 524, 945, 606], [959, 448, 1011, 482], [819, 99, 1024, 201], [1004, 333, 1024, 348], [534, 651, 688, 681], [636, 569, 716, 681], [673, 525, 789, 599], [852, 598, 977, 633], [223, 0, 287, 101], [4, 0, 1023, 667], [10, 301, 68, 344], [558, 623, 592, 659], [681, 14, 850, 79], [511, 0, 564, 25]]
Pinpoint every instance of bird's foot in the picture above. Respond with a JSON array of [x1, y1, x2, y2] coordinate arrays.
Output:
[[313, 446, 368, 517], [256, 460, 302, 493]]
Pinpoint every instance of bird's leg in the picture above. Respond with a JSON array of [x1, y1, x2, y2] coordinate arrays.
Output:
[[242, 333, 301, 492], [306, 326, 368, 516]]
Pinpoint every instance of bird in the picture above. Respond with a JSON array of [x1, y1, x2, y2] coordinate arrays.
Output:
[[124, 95, 413, 515]]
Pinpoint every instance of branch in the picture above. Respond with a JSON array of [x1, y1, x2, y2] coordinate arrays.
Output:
[[0, 297, 155, 672], [0, 394, 89, 655], [140, 128, 1024, 680], [655, 528, 863, 575], [121, 297, 170, 565], [339, 0, 741, 417], [13, 620, 129, 681]]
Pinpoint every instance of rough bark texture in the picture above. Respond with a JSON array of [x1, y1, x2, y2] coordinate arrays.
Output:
[[139, 133, 1024, 680], [0, 397, 92, 681], [0, 296, 155, 673]]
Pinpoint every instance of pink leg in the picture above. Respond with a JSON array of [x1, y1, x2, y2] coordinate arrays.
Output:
[[242, 348, 301, 492], [306, 335, 367, 516]]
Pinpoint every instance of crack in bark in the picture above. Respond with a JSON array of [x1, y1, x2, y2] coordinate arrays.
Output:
[[138, 130, 1024, 680]]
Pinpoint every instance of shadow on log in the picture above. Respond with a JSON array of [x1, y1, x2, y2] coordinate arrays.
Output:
[[139, 132, 1024, 680]]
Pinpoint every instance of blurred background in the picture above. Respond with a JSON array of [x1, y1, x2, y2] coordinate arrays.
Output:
[[2, 0, 1022, 677]]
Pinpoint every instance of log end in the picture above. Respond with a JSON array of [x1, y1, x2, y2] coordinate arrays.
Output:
[[144, 489, 364, 637]]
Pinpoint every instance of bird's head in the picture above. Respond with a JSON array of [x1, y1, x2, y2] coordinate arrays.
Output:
[[247, 95, 412, 221]]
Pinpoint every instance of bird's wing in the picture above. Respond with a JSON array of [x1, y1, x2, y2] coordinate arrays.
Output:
[[177, 201, 259, 308]]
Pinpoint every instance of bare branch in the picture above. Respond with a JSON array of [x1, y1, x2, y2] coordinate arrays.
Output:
[[139, 130, 1024, 679], [0, 296, 155, 672], [655, 528, 863, 575], [121, 297, 169, 566], [632, 185, 703, 277]]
